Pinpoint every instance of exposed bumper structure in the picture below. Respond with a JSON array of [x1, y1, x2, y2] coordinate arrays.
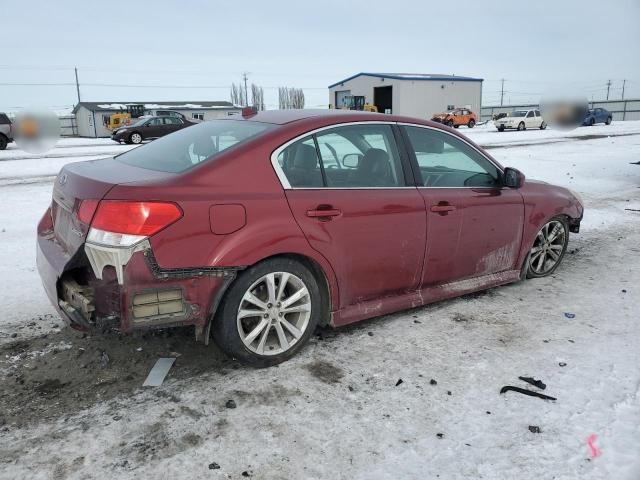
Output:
[[37, 212, 240, 337]]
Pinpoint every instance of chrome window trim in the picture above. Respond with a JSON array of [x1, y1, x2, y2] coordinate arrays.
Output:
[[269, 120, 505, 191], [270, 121, 408, 190]]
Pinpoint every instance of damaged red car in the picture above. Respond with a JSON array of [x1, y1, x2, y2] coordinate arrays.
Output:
[[37, 109, 584, 366]]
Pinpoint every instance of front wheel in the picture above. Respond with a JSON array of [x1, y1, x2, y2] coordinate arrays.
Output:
[[517, 122, 525, 131], [540, 121, 547, 130], [446, 120, 454, 128], [0, 135, 7, 150], [129, 132, 142, 144], [606, 117, 612, 125], [498, 125, 505, 132], [526, 216, 569, 278], [212, 258, 322, 366], [467, 119, 475, 128]]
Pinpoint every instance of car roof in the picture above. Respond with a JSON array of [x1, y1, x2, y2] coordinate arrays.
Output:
[[241, 109, 392, 125]]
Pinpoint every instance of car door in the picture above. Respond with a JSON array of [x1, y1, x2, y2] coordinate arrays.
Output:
[[144, 117, 164, 138], [276, 123, 426, 309], [525, 110, 536, 128], [400, 124, 524, 285], [163, 117, 182, 134]]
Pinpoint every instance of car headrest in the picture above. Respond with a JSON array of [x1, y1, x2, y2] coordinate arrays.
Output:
[[359, 148, 391, 176], [192, 135, 214, 158], [293, 144, 318, 170]]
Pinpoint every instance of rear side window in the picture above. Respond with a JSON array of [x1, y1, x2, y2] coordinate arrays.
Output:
[[0, 114, 11, 125], [277, 124, 405, 188], [116, 120, 273, 173]]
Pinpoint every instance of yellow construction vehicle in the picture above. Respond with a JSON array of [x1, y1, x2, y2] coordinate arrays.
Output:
[[106, 104, 145, 131], [341, 95, 378, 113]]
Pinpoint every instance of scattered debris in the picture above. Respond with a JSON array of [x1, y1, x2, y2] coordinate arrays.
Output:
[[413, 319, 422, 324], [100, 351, 110, 369], [518, 376, 547, 390], [10, 333, 17, 338], [242, 471, 251, 477], [348, 385, 354, 392], [624, 208, 640, 212], [208, 463, 221, 470], [499, 386, 557, 401], [430, 379, 437, 385], [395, 379, 403, 387], [622, 289, 627, 293], [447, 391, 452, 396], [486, 411, 491, 415], [142, 358, 176, 387], [564, 313, 576, 319], [528, 426, 541, 433], [169, 351, 182, 358], [559, 362, 567, 367], [225, 399, 237, 409], [367, 332, 374, 337], [586, 434, 601, 458], [436, 433, 444, 439], [135, 347, 143, 352]]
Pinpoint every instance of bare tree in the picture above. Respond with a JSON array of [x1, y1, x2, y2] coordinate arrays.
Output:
[[251, 84, 265, 110], [278, 87, 305, 109], [230, 82, 247, 106]]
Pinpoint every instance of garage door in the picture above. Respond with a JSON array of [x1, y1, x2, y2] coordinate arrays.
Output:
[[335, 90, 351, 109]]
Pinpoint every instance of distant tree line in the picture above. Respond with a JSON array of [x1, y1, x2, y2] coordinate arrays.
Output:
[[230, 82, 265, 110], [279, 87, 305, 109]]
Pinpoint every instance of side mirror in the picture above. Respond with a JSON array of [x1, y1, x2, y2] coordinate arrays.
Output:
[[503, 167, 525, 188], [342, 153, 362, 168]]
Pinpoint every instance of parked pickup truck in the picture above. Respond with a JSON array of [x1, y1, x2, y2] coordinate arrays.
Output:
[[0, 113, 14, 150]]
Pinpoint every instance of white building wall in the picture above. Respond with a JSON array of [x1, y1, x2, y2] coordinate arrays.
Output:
[[329, 75, 482, 121]]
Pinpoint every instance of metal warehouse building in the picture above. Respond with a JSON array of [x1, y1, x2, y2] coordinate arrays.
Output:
[[329, 72, 483, 119], [72, 101, 241, 138]]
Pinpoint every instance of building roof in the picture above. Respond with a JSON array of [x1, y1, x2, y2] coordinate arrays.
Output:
[[72, 101, 239, 114], [328, 72, 483, 88]]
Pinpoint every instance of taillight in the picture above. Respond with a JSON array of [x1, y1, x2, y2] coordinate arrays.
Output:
[[78, 199, 99, 224], [86, 201, 182, 247]]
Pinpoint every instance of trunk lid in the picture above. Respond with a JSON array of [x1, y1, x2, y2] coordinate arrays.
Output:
[[51, 157, 174, 254]]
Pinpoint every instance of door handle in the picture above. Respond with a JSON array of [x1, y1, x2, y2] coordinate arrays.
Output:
[[430, 203, 457, 215], [306, 207, 342, 219]]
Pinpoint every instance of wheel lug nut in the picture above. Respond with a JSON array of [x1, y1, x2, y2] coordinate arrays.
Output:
[[278, 312, 283, 317], [277, 302, 281, 308], [263, 314, 269, 319], [267, 303, 272, 308]]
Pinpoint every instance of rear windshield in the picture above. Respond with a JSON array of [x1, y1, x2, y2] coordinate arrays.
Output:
[[115, 120, 273, 173]]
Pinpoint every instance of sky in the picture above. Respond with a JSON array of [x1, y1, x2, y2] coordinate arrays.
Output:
[[1, 0, 639, 113]]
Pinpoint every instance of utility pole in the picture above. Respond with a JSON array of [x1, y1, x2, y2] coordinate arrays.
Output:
[[242, 72, 249, 107], [621, 79, 626, 100], [606, 79, 611, 100], [74, 66, 81, 104], [500, 78, 505, 106]]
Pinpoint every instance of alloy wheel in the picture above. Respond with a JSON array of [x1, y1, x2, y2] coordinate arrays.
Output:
[[529, 220, 567, 275], [131, 133, 142, 144], [237, 272, 312, 356]]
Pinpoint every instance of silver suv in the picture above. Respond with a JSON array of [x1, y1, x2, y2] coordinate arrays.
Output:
[[0, 113, 14, 150]]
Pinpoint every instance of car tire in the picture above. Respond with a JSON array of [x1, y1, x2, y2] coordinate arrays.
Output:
[[445, 120, 453, 128], [590, 118, 595, 126], [517, 122, 525, 131], [129, 132, 142, 144], [526, 216, 569, 279], [0, 134, 7, 150], [467, 119, 475, 128], [453, 124, 459, 129], [498, 125, 505, 132], [212, 257, 323, 367], [606, 117, 612, 125], [540, 121, 547, 130]]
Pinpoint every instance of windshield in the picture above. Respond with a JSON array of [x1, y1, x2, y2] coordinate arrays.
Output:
[[128, 118, 149, 127], [512, 111, 528, 117], [116, 120, 274, 173]]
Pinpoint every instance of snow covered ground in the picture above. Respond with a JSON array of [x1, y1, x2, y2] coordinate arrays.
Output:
[[0, 123, 639, 479]]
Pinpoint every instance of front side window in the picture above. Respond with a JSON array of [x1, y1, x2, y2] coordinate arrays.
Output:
[[277, 124, 405, 188], [403, 126, 500, 188], [148, 118, 163, 126], [116, 120, 273, 173], [513, 111, 527, 117], [526, 111, 535, 118]]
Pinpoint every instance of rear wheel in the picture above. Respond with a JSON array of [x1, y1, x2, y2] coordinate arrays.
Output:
[[526, 216, 569, 278], [498, 125, 505, 132], [589, 118, 595, 126], [467, 119, 475, 128], [517, 122, 525, 131], [212, 258, 322, 366], [0, 134, 7, 150], [540, 121, 547, 130], [129, 132, 142, 144], [606, 116, 612, 125]]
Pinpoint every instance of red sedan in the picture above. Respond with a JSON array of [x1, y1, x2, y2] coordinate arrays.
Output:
[[37, 110, 583, 366]]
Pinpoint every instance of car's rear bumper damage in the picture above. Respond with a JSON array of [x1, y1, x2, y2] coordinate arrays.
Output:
[[36, 209, 240, 340]]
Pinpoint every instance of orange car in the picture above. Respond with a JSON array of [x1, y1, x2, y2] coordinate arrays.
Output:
[[431, 108, 477, 128]]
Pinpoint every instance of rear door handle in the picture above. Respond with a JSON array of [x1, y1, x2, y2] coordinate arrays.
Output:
[[430, 203, 457, 215], [306, 208, 342, 219]]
